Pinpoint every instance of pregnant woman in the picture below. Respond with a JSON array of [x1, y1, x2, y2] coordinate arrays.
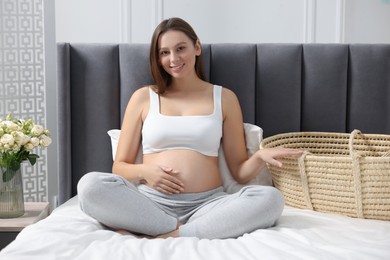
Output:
[[77, 17, 302, 239]]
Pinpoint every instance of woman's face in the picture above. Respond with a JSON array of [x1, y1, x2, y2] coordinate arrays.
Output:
[[157, 30, 201, 80]]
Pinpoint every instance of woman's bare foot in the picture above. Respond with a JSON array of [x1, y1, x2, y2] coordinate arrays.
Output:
[[156, 229, 180, 238], [116, 229, 131, 235]]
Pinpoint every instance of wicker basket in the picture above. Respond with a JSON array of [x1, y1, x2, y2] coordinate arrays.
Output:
[[260, 130, 390, 221]]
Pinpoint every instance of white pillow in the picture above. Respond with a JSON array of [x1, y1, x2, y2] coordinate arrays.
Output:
[[218, 123, 273, 193], [107, 129, 143, 163], [107, 123, 272, 194]]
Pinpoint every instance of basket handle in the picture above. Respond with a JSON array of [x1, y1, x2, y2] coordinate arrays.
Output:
[[348, 129, 362, 156], [349, 129, 390, 157], [348, 129, 364, 218], [298, 151, 314, 210]]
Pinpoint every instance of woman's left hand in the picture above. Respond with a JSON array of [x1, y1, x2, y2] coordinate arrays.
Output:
[[257, 147, 303, 168]]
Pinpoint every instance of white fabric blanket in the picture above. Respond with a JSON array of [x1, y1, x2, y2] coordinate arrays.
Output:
[[1, 196, 390, 260]]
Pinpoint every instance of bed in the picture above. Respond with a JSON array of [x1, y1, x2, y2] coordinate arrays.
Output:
[[1, 43, 390, 259], [2, 196, 390, 260]]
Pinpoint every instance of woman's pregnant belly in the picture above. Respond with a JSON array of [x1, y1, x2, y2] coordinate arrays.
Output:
[[143, 150, 222, 193]]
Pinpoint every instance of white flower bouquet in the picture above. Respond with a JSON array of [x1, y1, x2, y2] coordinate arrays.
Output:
[[0, 114, 52, 182]]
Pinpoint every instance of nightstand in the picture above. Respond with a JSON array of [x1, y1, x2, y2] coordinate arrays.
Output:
[[0, 202, 49, 250]]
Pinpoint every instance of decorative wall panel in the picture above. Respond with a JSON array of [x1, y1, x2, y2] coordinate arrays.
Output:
[[0, 0, 47, 202]]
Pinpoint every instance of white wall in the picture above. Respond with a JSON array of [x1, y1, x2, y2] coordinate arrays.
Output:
[[344, 0, 390, 43], [163, 0, 307, 43], [55, 0, 122, 43], [55, 0, 390, 44]]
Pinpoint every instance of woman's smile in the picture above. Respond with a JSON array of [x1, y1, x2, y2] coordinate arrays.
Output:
[[170, 63, 185, 73]]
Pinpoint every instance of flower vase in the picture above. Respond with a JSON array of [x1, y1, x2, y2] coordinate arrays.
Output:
[[0, 167, 25, 218]]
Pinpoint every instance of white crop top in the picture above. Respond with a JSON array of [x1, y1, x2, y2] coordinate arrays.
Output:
[[142, 85, 223, 156]]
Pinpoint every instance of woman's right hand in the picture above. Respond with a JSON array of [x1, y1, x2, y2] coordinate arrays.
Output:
[[141, 165, 185, 195]]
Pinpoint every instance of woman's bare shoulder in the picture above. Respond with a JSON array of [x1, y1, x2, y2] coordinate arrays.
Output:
[[123, 86, 152, 118], [132, 86, 151, 99], [221, 86, 239, 104], [128, 85, 155, 106], [220, 86, 242, 120]]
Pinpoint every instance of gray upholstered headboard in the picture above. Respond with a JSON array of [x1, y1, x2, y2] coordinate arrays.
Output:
[[57, 43, 390, 204]]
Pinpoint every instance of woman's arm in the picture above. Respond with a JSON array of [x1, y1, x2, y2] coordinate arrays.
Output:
[[112, 87, 150, 182], [221, 88, 302, 184], [112, 87, 184, 194]]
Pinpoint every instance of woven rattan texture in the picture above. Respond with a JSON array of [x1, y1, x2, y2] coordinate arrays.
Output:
[[260, 130, 390, 220]]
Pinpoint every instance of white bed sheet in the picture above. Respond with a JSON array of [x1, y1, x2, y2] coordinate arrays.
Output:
[[1, 196, 390, 260]]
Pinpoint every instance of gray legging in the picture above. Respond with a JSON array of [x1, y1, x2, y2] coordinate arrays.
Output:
[[77, 172, 284, 239]]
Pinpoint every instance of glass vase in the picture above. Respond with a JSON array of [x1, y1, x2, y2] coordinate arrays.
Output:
[[0, 167, 25, 218]]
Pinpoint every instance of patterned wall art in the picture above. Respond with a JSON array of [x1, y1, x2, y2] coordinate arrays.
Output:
[[0, 0, 47, 202]]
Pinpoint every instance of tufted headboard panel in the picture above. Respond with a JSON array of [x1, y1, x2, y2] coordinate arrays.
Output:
[[57, 43, 390, 204]]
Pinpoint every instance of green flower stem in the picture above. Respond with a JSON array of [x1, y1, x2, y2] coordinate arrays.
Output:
[[1, 148, 39, 182]]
